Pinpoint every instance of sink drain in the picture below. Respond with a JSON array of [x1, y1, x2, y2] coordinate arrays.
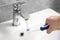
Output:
[[20, 32, 24, 37]]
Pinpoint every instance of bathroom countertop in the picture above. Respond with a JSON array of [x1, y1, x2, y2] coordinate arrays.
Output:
[[0, 8, 60, 40]]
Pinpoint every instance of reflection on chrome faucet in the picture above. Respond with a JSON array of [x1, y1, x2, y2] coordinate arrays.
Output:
[[12, 2, 25, 26]]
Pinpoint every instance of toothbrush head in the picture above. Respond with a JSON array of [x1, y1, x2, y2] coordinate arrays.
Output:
[[27, 29, 30, 31]]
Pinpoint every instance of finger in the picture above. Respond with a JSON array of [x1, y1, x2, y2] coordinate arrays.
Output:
[[47, 26, 54, 34], [45, 18, 50, 25], [57, 27, 60, 30]]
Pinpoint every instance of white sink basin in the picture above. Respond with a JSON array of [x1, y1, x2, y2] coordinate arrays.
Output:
[[0, 8, 60, 40]]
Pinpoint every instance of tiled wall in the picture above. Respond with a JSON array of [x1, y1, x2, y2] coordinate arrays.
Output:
[[0, 0, 60, 23]]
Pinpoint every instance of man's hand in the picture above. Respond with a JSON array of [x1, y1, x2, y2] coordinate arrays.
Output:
[[45, 16, 60, 34]]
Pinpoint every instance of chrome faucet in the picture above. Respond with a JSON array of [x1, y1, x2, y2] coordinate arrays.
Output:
[[12, 2, 30, 26]]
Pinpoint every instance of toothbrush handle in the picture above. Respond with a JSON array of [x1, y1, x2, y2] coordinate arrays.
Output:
[[40, 25, 50, 31]]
